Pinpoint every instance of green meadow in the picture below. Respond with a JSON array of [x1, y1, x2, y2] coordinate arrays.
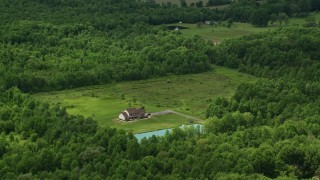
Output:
[[173, 22, 271, 43], [150, 0, 229, 8], [34, 13, 320, 133], [152, 0, 209, 6], [171, 13, 320, 43], [34, 66, 256, 133]]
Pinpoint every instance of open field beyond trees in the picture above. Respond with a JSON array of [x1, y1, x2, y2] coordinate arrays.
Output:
[[34, 66, 257, 133], [150, 0, 229, 8], [150, 0, 209, 6], [171, 22, 270, 43], [169, 12, 320, 43]]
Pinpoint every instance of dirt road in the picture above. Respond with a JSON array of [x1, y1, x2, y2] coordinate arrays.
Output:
[[150, 110, 201, 121]]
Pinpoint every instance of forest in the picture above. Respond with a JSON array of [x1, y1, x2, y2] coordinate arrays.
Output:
[[1, 0, 320, 179], [0, 0, 217, 93]]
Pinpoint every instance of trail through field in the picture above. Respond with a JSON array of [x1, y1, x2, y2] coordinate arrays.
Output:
[[151, 110, 201, 121]]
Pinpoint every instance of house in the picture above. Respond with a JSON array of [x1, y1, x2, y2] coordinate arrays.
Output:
[[205, 21, 211, 25], [205, 20, 218, 25], [119, 108, 149, 121]]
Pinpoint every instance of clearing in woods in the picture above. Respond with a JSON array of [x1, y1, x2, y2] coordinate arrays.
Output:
[[151, 0, 209, 6], [168, 12, 320, 43], [34, 66, 257, 133]]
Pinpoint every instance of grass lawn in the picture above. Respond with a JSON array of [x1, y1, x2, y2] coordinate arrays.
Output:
[[34, 66, 257, 133], [113, 114, 189, 133]]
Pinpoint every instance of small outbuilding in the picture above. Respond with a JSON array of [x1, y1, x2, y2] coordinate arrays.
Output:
[[205, 21, 211, 25], [119, 108, 149, 121], [205, 20, 218, 25]]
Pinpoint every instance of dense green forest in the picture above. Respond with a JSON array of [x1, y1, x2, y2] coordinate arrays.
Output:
[[1, 0, 320, 179], [205, 26, 320, 178], [0, 0, 319, 92], [224, 0, 320, 26], [1, 0, 320, 94], [0, 0, 218, 93], [215, 28, 320, 80]]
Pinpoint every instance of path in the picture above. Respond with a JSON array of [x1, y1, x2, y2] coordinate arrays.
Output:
[[151, 110, 201, 121]]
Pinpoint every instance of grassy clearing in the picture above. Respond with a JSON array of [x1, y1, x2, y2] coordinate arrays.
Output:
[[289, 12, 320, 25], [151, 0, 209, 6], [145, 0, 230, 8], [173, 22, 270, 43], [34, 66, 257, 133], [170, 13, 320, 43], [113, 114, 189, 133]]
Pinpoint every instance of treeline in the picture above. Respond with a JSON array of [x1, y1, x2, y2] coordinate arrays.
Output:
[[3, 0, 319, 94], [2, 82, 320, 178], [0, 88, 270, 179], [215, 28, 320, 80], [0, 0, 217, 93], [224, 0, 320, 26], [207, 0, 231, 6], [180, 0, 231, 7], [205, 79, 320, 178], [2, 0, 319, 30], [0, 21, 212, 92], [205, 27, 320, 178], [0, 0, 222, 28]]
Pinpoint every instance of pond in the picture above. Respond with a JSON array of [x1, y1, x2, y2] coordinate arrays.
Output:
[[134, 124, 203, 142]]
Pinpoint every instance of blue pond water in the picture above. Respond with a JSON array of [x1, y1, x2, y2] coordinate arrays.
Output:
[[134, 124, 203, 141]]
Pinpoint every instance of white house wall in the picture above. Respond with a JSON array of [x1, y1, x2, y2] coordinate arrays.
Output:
[[119, 113, 126, 120], [124, 110, 129, 115]]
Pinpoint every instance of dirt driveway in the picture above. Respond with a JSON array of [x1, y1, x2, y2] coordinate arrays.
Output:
[[150, 110, 201, 121]]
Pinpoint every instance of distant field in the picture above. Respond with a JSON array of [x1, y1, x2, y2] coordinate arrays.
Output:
[[151, 0, 209, 5], [171, 22, 271, 43], [289, 12, 320, 26], [150, 0, 231, 8], [34, 66, 257, 133], [169, 13, 320, 43]]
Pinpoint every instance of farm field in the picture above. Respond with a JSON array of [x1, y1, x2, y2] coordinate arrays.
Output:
[[34, 66, 257, 133]]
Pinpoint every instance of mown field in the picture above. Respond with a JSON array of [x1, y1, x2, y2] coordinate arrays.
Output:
[[34, 66, 256, 133], [170, 13, 320, 43]]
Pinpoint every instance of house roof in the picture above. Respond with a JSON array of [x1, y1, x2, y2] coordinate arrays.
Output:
[[126, 108, 145, 115], [122, 112, 129, 119]]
